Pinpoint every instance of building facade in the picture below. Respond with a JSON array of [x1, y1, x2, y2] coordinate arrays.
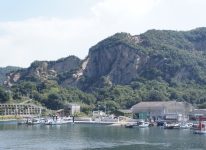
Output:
[[131, 101, 193, 121], [0, 103, 42, 116], [189, 109, 206, 120], [64, 103, 80, 116]]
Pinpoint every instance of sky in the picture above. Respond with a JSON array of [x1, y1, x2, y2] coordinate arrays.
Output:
[[0, 0, 206, 67]]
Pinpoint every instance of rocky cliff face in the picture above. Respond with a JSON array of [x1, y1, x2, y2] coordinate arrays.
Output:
[[84, 40, 146, 84], [76, 28, 206, 88], [5, 56, 81, 86], [0, 66, 21, 85], [5, 28, 206, 90]]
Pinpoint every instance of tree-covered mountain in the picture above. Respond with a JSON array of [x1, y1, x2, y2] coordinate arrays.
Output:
[[83, 27, 206, 87], [2, 27, 206, 112]]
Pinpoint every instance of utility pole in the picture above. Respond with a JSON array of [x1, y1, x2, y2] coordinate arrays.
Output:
[[104, 104, 107, 115], [98, 105, 100, 116]]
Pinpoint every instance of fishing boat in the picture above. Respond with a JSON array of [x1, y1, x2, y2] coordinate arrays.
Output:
[[124, 121, 138, 128], [44, 116, 72, 125], [125, 123, 134, 128], [45, 118, 63, 125], [163, 122, 178, 129], [137, 120, 150, 128], [193, 116, 206, 134], [139, 122, 149, 127], [25, 117, 45, 125], [179, 122, 193, 129]]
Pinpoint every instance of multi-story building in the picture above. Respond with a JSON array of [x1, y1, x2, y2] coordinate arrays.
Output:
[[0, 103, 42, 116]]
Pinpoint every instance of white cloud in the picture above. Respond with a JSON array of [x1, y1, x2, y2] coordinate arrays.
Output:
[[91, 0, 160, 32], [92, 0, 159, 19], [0, 0, 206, 67], [0, 17, 96, 67], [0, 0, 160, 67]]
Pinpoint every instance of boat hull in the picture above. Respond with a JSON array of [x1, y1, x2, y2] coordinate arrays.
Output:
[[193, 130, 206, 134]]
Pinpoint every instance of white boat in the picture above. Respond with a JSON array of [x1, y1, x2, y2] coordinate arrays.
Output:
[[27, 118, 40, 125], [45, 118, 63, 125], [179, 122, 193, 129], [138, 121, 150, 128], [125, 123, 134, 128], [17, 119, 27, 125], [134, 120, 150, 128], [194, 130, 206, 134], [163, 122, 176, 129], [25, 117, 45, 125], [44, 117, 72, 125]]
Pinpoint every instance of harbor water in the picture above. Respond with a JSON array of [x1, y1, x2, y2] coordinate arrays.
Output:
[[0, 121, 206, 150]]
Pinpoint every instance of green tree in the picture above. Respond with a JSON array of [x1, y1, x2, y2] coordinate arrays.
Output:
[[0, 87, 9, 103]]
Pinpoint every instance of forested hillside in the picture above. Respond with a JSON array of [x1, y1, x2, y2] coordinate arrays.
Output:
[[1, 27, 206, 112]]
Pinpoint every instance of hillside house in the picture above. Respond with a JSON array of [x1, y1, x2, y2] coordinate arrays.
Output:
[[64, 103, 80, 116]]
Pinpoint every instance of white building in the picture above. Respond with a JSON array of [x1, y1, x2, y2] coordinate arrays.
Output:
[[131, 101, 193, 121], [0, 103, 42, 116], [64, 103, 80, 115]]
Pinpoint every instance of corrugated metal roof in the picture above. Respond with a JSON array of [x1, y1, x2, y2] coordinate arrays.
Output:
[[132, 101, 181, 108], [118, 109, 132, 113], [131, 101, 193, 113], [190, 109, 206, 115]]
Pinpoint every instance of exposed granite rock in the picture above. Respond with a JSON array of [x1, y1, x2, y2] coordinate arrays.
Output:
[[84, 44, 145, 84], [4, 27, 206, 90], [5, 56, 81, 86]]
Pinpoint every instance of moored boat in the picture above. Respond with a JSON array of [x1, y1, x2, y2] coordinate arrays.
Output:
[[136, 120, 150, 128], [163, 122, 177, 129], [194, 129, 206, 134], [44, 116, 72, 125], [125, 123, 134, 128], [139, 122, 149, 128], [193, 116, 206, 134], [45, 118, 63, 125], [179, 122, 193, 129]]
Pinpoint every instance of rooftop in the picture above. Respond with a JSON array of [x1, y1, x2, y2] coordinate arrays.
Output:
[[131, 101, 193, 113], [118, 109, 132, 114]]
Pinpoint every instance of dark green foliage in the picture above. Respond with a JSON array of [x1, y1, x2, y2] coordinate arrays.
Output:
[[4, 28, 206, 112], [10, 79, 97, 111], [11, 81, 37, 98], [197, 103, 206, 109], [57, 70, 76, 84], [43, 93, 64, 110], [140, 29, 193, 50], [93, 85, 141, 109], [0, 86, 9, 103], [81, 104, 94, 114]]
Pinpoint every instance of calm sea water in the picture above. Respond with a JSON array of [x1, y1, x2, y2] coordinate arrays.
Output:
[[0, 121, 206, 150]]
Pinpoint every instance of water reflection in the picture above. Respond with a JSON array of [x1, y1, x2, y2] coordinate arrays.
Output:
[[0, 123, 206, 150]]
